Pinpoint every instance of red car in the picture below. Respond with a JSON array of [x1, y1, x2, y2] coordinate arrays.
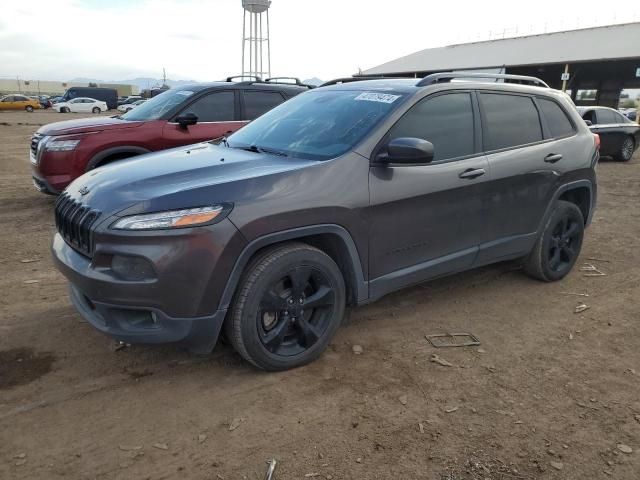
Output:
[[31, 79, 310, 194]]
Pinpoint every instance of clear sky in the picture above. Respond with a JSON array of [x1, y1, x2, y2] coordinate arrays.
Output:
[[2, 0, 639, 82]]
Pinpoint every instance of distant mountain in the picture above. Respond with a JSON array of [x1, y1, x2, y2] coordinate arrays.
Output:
[[68, 77, 199, 90], [303, 77, 324, 86]]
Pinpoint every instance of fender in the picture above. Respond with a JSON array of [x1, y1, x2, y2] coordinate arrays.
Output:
[[86, 146, 151, 171], [216, 224, 368, 311], [537, 179, 595, 233]]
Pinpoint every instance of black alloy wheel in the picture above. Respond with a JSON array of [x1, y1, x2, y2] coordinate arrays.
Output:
[[524, 200, 584, 282], [257, 265, 335, 357], [547, 216, 581, 274], [226, 242, 346, 371]]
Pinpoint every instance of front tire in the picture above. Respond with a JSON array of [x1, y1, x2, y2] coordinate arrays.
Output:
[[226, 242, 346, 371], [614, 136, 635, 162], [524, 200, 584, 282], [92, 107, 101, 114], [25, 105, 34, 112], [61, 107, 70, 113]]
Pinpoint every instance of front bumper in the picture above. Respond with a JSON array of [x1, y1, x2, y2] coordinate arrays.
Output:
[[52, 216, 245, 352], [68, 284, 226, 353]]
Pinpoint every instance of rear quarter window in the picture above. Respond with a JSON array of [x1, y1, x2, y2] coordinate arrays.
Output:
[[479, 93, 543, 151], [538, 98, 575, 138]]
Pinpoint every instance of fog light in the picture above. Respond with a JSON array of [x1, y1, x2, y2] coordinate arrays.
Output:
[[111, 255, 155, 281]]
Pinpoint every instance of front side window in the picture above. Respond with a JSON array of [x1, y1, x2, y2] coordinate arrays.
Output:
[[227, 89, 406, 161], [388, 92, 475, 161], [480, 93, 543, 150], [595, 109, 617, 125], [243, 91, 285, 120], [181, 91, 235, 122], [538, 98, 575, 138]]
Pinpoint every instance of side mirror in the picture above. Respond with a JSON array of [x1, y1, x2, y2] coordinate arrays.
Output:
[[379, 137, 434, 166], [584, 120, 593, 126], [175, 113, 198, 129]]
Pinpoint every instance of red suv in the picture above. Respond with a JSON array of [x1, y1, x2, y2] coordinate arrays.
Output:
[[30, 78, 311, 194]]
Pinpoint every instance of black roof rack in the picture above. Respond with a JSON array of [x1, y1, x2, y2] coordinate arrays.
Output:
[[417, 72, 549, 88], [319, 76, 395, 87], [265, 77, 315, 89], [226, 75, 263, 83]]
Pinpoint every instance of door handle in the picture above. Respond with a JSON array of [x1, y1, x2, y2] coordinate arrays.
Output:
[[544, 153, 563, 163], [458, 168, 486, 179]]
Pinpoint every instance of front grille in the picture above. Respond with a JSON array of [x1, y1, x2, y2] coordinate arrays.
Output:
[[30, 133, 44, 156], [54, 193, 101, 256]]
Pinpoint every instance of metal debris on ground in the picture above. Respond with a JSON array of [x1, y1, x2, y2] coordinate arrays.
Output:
[[580, 263, 607, 276], [351, 344, 363, 355], [112, 341, 130, 352], [264, 459, 277, 480], [23, 279, 39, 284], [425, 332, 480, 348], [445, 406, 459, 413], [152, 443, 168, 450], [574, 303, 590, 313], [430, 354, 454, 367], [560, 292, 589, 297], [20, 258, 39, 263]]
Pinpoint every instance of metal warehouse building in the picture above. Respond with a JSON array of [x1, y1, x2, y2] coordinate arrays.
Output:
[[362, 22, 640, 107]]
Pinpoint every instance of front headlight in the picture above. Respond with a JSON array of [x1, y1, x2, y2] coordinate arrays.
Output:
[[111, 206, 225, 230], [45, 139, 81, 152]]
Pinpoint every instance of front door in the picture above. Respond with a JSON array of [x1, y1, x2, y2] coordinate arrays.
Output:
[[162, 90, 245, 147], [368, 91, 490, 297]]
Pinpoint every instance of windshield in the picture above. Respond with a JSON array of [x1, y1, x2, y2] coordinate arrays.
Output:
[[120, 88, 194, 121], [227, 89, 405, 160]]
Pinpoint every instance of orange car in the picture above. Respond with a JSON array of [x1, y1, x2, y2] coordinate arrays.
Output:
[[0, 94, 41, 112]]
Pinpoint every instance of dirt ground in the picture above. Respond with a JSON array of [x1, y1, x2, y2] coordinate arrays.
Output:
[[1, 109, 639, 480]]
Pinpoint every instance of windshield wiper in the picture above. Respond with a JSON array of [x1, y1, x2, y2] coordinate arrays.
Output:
[[235, 144, 288, 157]]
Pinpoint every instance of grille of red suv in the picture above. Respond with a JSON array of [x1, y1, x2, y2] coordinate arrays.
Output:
[[54, 193, 100, 256], [30, 133, 44, 156]]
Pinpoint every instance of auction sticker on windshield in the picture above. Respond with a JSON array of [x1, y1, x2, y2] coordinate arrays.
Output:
[[355, 92, 401, 104], [176, 91, 194, 96]]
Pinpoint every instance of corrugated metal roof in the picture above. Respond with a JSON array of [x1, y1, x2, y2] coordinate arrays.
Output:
[[363, 22, 640, 75]]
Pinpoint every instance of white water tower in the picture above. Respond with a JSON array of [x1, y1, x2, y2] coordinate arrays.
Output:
[[241, 0, 271, 79]]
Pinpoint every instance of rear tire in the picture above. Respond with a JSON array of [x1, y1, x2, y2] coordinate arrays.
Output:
[[524, 200, 584, 282], [613, 136, 634, 162], [25, 105, 34, 112], [225, 242, 346, 371], [92, 107, 101, 114]]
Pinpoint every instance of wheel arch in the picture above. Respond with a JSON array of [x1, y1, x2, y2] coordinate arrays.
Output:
[[86, 146, 151, 171], [217, 225, 368, 311], [541, 180, 594, 231]]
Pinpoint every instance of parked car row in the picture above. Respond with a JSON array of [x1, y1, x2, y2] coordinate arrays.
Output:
[[26, 73, 638, 371], [577, 106, 640, 161]]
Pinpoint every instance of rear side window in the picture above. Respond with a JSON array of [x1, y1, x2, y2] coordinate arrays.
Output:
[[182, 91, 235, 122], [538, 98, 575, 138], [480, 93, 543, 150], [243, 91, 285, 120], [388, 92, 475, 161]]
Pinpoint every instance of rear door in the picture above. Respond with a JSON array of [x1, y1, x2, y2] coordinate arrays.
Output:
[[162, 90, 241, 146], [476, 92, 573, 263], [241, 90, 287, 120], [368, 91, 490, 293]]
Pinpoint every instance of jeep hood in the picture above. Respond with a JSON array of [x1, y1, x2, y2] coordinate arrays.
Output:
[[65, 143, 317, 217], [37, 116, 145, 136]]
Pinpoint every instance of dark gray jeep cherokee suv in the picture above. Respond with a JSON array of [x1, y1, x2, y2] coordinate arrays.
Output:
[[52, 73, 599, 371]]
